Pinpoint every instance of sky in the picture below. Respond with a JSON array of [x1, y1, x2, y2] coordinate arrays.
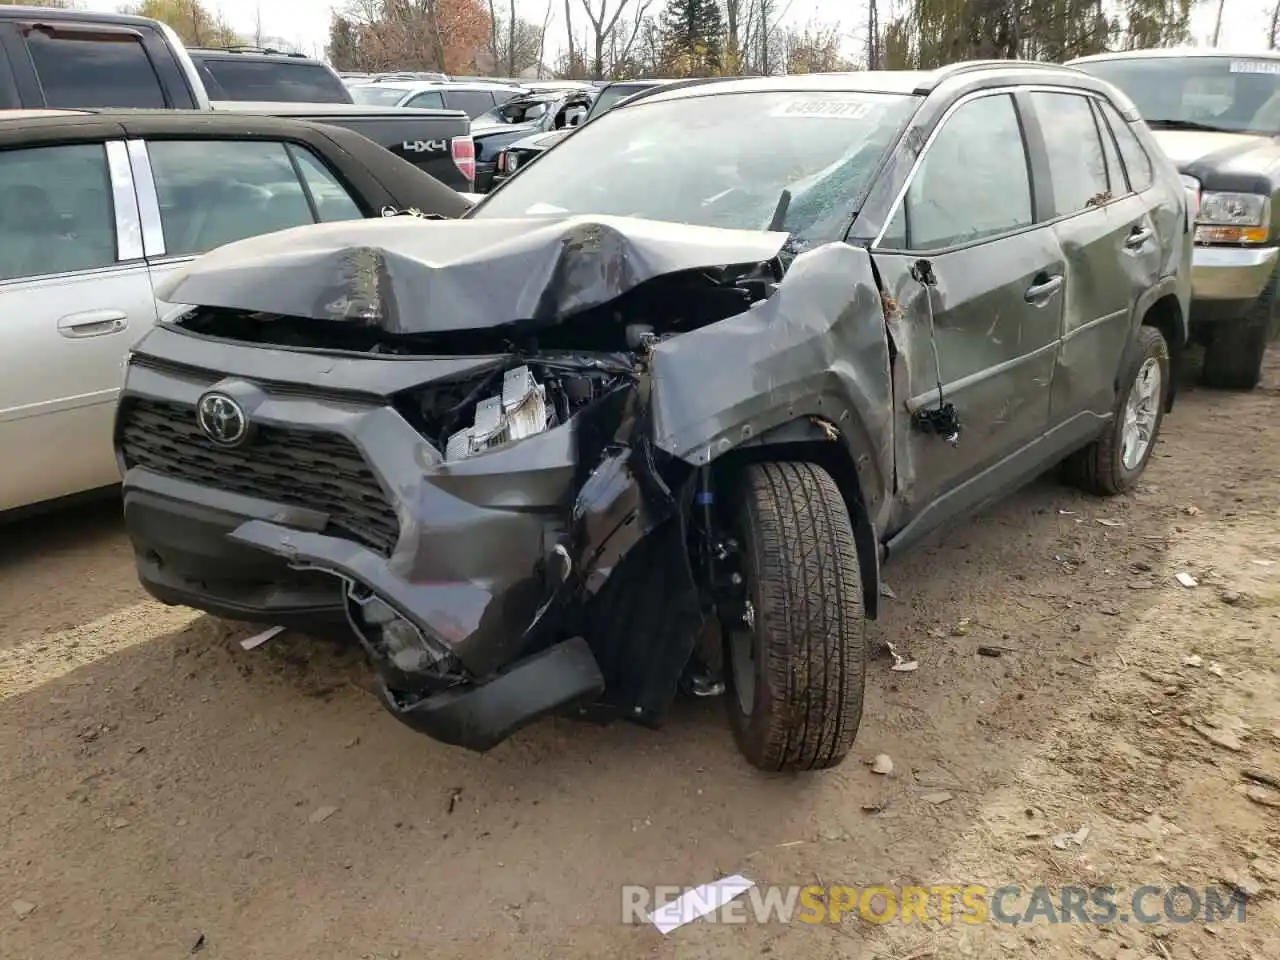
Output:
[[83, 0, 1279, 64]]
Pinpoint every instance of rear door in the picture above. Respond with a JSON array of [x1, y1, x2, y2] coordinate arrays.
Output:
[[871, 91, 1066, 541], [1022, 89, 1164, 420], [131, 135, 366, 304], [0, 140, 157, 511]]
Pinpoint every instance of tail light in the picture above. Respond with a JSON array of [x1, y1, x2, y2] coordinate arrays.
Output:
[[451, 135, 476, 185]]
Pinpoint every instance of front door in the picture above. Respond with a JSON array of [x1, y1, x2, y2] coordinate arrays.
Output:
[[0, 140, 156, 512], [871, 91, 1067, 544]]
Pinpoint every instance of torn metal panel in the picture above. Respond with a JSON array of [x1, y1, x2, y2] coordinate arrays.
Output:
[[155, 215, 789, 333], [647, 241, 896, 530], [873, 230, 1064, 526]]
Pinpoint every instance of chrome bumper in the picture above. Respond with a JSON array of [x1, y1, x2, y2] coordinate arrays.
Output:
[[1191, 245, 1279, 302]]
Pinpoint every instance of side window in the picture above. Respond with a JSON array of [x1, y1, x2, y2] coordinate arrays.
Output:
[[408, 91, 444, 109], [288, 146, 365, 222], [896, 93, 1034, 251], [0, 144, 118, 282], [147, 140, 317, 257], [447, 90, 500, 118], [1090, 99, 1127, 194], [1029, 92, 1110, 217], [1098, 99, 1154, 192], [26, 31, 166, 108]]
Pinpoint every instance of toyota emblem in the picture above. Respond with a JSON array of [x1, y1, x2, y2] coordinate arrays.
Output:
[[196, 392, 249, 447]]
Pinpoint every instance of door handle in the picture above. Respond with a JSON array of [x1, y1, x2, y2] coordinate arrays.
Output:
[[1024, 275, 1064, 304], [57, 309, 129, 339], [1124, 226, 1153, 249]]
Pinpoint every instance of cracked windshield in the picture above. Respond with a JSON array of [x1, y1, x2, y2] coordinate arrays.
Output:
[[473, 90, 919, 246]]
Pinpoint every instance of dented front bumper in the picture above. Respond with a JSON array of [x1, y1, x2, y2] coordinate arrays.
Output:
[[116, 328, 666, 748]]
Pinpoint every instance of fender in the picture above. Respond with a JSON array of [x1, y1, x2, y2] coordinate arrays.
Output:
[[731, 416, 885, 621]]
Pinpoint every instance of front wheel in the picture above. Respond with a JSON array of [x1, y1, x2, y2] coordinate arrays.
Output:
[[723, 461, 866, 772], [1064, 324, 1169, 496]]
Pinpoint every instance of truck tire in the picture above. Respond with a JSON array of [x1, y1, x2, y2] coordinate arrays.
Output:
[[1065, 325, 1169, 496], [724, 461, 866, 772], [1202, 267, 1275, 391]]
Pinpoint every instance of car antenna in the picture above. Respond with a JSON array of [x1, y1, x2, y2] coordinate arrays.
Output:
[[908, 258, 960, 446], [767, 189, 791, 232]]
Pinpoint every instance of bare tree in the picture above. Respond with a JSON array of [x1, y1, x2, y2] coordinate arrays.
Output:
[[564, 0, 577, 76], [537, 0, 553, 76], [577, 0, 646, 79], [1270, 0, 1279, 48]]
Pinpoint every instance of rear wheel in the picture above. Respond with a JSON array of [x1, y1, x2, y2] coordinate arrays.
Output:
[[1064, 324, 1168, 496], [723, 461, 866, 772]]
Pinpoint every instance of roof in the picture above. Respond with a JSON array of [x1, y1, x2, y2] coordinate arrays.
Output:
[[1069, 48, 1280, 64], [188, 46, 320, 62], [0, 108, 366, 147], [632, 61, 1107, 107], [604, 78, 677, 88], [353, 80, 528, 95], [0, 109, 89, 121], [210, 101, 468, 120], [0, 5, 163, 27]]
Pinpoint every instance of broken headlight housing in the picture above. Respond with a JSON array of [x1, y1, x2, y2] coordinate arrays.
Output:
[[445, 365, 549, 460]]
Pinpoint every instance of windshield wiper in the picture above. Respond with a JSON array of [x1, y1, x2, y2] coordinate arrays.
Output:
[[1145, 118, 1238, 133]]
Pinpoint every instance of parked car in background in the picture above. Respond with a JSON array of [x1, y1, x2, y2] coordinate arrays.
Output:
[[1070, 49, 1280, 390], [0, 6, 475, 191], [491, 78, 680, 188], [520, 79, 597, 92], [0, 109, 471, 517], [115, 63, 1188, 771], [216, 102, 476, 190], [186, 46, 352, 104], [350, 80, 528, 118], [471, 88, 595, 190]]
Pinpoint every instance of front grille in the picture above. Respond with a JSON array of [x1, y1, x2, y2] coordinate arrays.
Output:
[[119, 398, 400, 556]]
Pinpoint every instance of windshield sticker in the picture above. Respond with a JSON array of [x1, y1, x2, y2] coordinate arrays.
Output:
[[770, 98, 880, 120], [1229, 59, 1280, 74]]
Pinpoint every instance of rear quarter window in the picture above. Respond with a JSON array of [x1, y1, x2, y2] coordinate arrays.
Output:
[[447, 90, 499, 118], [196, 58, 350, 103], [25, 31, 167, 108]]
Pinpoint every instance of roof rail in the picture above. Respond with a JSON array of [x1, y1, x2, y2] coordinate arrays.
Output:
[[202, 45, 308, 58], [914, 58, 1080, 94]]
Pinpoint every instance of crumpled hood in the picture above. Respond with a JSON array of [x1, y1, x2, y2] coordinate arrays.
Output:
[[156, 215, 789, 334]]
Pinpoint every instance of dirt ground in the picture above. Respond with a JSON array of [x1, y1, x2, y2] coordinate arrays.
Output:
[[2, 351, 1279, 960]]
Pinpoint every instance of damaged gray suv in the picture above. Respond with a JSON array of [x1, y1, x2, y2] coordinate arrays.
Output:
[[116, 63, 1191, 771]]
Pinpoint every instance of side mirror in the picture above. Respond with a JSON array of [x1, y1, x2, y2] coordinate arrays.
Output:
[[569, 113, 582, 127]]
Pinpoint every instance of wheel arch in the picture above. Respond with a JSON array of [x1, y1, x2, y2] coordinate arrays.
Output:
[[1132, 280, 1186, 412], [706, 417, 882, 621]]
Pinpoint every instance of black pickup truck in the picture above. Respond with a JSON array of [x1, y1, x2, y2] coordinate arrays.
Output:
[[0, 6, 475, 191]]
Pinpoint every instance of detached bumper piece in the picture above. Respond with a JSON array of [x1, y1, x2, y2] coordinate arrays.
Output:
[[228, 517, 607, 751], [379, 637, 604, 750]]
